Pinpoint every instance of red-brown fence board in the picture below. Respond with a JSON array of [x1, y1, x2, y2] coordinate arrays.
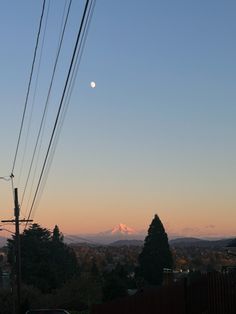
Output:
[[91, 272, 236, 314]]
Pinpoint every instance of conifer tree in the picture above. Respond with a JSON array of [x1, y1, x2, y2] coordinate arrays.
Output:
[[138, 214, 173, 285], [7, 223, 78, 292], [52, 224, 64, 243]]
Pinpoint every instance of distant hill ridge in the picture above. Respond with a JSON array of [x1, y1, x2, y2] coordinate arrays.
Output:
[[169, 237, 234, 248], [108, 237, 234, 247], [65, 236, 235, 248], [109, 239, 144, 246]]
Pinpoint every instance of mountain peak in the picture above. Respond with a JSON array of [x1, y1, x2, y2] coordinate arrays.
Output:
[[111, 223, 136, 235]]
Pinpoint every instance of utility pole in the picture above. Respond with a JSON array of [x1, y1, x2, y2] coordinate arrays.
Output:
[[2, 188, 33, 314]]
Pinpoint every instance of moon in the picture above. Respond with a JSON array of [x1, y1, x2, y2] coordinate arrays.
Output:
[[90, 81, 96, 88]]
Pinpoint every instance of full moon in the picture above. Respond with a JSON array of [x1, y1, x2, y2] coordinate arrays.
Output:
[[90, 81, 96, 88]]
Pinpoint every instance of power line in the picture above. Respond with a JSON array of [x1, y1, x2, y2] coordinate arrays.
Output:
[[11, 0, 46, 177], [31, 0, 96, 218], [21, 0, 73, 213], [17, 0, 51, 189], [25, 0, 92, 228], [31, 0, 96, 219], [0, 176, 12, 181], [0, 175, 15, 216]]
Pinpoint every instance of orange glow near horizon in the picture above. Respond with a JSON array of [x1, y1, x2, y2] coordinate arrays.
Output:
[[1, 177, 235, 239]]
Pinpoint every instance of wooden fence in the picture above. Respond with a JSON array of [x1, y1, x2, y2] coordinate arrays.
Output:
[[91, 272, 236, 314]]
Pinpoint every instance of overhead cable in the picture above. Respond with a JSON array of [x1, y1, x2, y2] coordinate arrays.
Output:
[[25, 0, 92, 227], [21, 0, 73, 212], [17, 0, 50, 189], [11, 0, 46, 177], [32, 0, 96, 217]]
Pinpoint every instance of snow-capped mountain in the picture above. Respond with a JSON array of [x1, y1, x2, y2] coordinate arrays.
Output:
[[111, 223, 136, 235], [66, 223, 145, 245], [98, 223, 141, 239]]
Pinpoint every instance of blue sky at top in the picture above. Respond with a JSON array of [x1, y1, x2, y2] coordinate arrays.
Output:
[[0, 0, 235, 235]]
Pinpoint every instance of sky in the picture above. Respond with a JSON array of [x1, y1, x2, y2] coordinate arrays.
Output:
[[0, 0, 236, 238]]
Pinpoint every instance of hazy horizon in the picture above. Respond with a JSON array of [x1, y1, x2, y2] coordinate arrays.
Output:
[[1, 220, 235, 240]]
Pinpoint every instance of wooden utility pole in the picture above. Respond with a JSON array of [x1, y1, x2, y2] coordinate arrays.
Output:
[[2, 188, 33, 314], [14, 188, 21, 314]]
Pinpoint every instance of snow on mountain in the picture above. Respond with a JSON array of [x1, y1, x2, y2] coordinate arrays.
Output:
[[65, 223, 145, 245], [111, 223, 136, 235]]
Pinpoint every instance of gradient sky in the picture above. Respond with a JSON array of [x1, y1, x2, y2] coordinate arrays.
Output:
[[0, 0, 235, 238]]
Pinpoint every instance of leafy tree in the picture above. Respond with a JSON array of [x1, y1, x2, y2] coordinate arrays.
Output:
[[7, 224, 78, 293], [137, 214, 173, 285]]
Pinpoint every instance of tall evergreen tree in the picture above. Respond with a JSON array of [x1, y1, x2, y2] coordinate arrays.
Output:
[[138, 214, 172, 285], [7, 223, 78, 292], [52, 224, 64, 243]]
